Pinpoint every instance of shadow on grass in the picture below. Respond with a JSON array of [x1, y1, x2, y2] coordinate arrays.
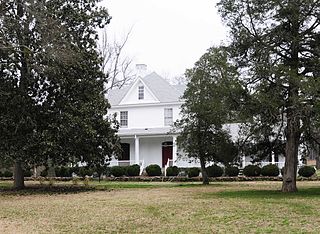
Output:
[[212, 187, 320, 199], [0, 184, 109, 196]]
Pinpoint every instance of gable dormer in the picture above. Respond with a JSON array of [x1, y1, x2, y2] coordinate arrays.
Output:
[[119, 78, 159, 105]]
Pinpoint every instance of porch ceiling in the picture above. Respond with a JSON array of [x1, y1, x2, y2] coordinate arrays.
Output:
[[118, 127, 177, 137]]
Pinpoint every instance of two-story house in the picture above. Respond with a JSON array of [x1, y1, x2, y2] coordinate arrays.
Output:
[[108, 72, 194, 171], [108, 71, 288, 173]]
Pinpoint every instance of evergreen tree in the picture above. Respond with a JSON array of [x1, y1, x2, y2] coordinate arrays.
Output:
[[218, 0, 320, 192], [0, 0, 120, 189], [175, 47, 244, 184]]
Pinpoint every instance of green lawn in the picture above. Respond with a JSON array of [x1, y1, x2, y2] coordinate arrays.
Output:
[[1, 180, 320, 233]]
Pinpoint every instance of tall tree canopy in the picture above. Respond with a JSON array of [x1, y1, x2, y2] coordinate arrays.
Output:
[[218, 0, 320, 192], [0, 0, 121, 188], [175, 47, 244, 184]]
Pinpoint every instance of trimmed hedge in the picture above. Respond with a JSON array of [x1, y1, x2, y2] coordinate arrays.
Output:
[[225, 166, 239, 177], [78, 167, 94, 177], [146, 164, 162, 176], [243, 165, 261, 177], [188, 167, 200, 178], [298, 166, 315, 177], [206, 165, 223, 177], [126, 164, 140, 176], [166, 166, 179, 176], [3, 171, 13, 178], [261, 164, 280, 177], [55, 166, 72, 177], [111, 166, 126, 177]]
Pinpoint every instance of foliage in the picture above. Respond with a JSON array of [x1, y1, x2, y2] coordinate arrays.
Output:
[[0, 0, 120, 189], [298, 166, 316, 178], [55, 166, 72, 177], [110, 166, 126, 177], [126, 164, 140, 177], [261, 165, 280, 177], [3, 171, 13, 178], [243, 165, 261, 177], [166, 166, 179, 176], [225, 166, 239, 177], [146, 164, 162, 176], [175, 46, 244, 184], [78, 167, 94, 177], [206, 165, 224, 177], [23, 169, 32, 177], [187, 167, 200, 178], [217, 0, 320, 192]]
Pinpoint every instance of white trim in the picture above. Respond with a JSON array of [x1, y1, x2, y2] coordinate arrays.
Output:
[[111, 101, 183, 109], [119, 78, 159, 105]]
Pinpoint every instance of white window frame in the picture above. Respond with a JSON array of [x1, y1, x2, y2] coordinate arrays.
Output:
[[120, 111, 128, 128], [164, 108, 173, 126], [138, 85, 144, 100]]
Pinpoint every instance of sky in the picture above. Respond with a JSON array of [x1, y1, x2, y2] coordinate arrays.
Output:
[[100, 0, 227, 79]]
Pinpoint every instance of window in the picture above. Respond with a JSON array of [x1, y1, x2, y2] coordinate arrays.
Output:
[[138, 85, 144, 100], [164, 108, 173, 126], [120, 111, 128, 128]]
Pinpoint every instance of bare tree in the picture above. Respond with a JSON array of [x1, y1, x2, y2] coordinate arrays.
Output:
[[100, 28, 135, 90]]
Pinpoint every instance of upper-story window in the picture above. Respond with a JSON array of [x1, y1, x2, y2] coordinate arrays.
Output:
[[164, 108, 173, 126], [138, 85, 144, 100], [120, 111, 128, 128]]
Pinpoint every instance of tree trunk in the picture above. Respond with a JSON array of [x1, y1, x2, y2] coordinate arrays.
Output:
[[315, 144, 320, 169], [281, 116, 300, 192], [199, 156, 209, 185], [14, 160, 25, 189]]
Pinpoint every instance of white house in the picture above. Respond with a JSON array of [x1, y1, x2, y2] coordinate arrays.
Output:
[[107, 71, 287, 173]]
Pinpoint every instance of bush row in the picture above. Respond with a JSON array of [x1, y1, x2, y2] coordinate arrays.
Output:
[[23, 164, 317, 178], [243, 165, 316, 178]]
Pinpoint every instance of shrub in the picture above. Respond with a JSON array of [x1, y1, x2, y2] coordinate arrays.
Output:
[[78, 167, 94, 177], [261, 164, 279, 177], [0, 171, 3, 177], [146, 164, 162, 176], [206, 165, 224, 177], [243, 165, 261, 177], [23, 169, 32, 177], [111, 166, 126, 177], [55, 166, 72, 177], [298, 166, 316, 177], [40, 169, 48, 177], [127, 164, 140, 176], [166, 166, 179, 176], [3, 171, 13, 178], [188, 167, 200, 178], [225, 166, 239, 177]]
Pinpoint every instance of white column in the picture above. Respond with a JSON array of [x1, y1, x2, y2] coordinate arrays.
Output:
[[172, 136, 177, 166], [271, 153, 275, 164], [135, 135, 140, 165], [242, 155, 246, 168]]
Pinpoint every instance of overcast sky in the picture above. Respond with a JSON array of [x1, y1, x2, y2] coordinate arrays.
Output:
[[101, 0, 227, 79]]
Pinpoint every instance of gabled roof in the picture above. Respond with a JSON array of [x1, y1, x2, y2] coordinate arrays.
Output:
[[107, 72, 185, 106]]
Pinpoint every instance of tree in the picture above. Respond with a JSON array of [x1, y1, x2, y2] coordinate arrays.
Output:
[[174, 47, 244, 184], [100, 29, 136, 90], [0, 0, 121, 189], [218, 0, 320, 192]]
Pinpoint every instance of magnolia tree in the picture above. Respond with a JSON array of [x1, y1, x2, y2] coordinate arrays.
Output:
[[0, 0, 121, 189], [174, 47, 244, 184]]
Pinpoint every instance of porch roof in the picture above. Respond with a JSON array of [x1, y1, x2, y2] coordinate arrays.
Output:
[[118, 127, 176, 137]]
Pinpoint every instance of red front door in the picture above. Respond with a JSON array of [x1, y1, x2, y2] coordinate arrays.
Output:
[[162, 142, 173, 167]]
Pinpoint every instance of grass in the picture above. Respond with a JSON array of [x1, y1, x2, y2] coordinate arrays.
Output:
[[1, 180, 320, 233]]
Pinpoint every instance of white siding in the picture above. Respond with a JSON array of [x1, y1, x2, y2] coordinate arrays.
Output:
[[120, 80, 159, 105], [110, 103, 181, 129]]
